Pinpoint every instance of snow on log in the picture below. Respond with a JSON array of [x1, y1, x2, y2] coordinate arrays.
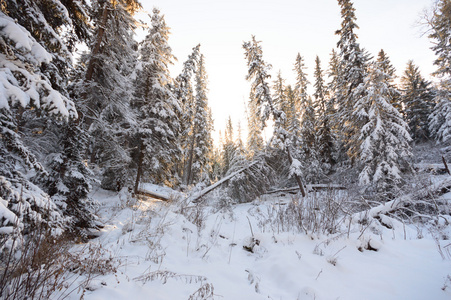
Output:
[[186, 162, 258, 203], [136, 183, 182, 201]]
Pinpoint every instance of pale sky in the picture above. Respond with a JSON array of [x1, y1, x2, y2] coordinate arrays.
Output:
[[137, 0, 436, 145]]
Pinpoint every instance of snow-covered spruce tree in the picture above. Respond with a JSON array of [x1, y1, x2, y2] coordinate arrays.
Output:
[[2, 0, 90, 92], [299, 96, 321, 183], [221, 116, 236, 176], [246, 90, 265, 158], [285, 85, 301, 144], [174, 44, 201, 181], [73, 0, 140, 191], [243, 36, 306, 196], [377, 49, 401, 110], [45, 122, 96, 230], [429, 85, 451, 143], [327, 49, 340, 108], [3, 0, 97, 235], [335, 0, 369, 164], [355, 61, 412, 198], [326, 49, 345, 164], [271, 72, 303, 181], [273, 71, 289, 131], [427, 0, 451, 144], [314, 56, 335, 174], [184, 54, 214, 185], [400, 60, 434, 142], [293, 52, 310, 120], [0, 14, 79, 250], [133, 7, 180, 190]]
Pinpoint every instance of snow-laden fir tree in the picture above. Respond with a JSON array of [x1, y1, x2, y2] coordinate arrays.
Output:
[[45, 122, 97, 231], [285, 85, 301, 144], [335, 0, 369, 163], [293, 53, 310, 120], [184, 54, 214, 185], [133, 7, 180, 190], [2, 0, 90, 91], [327, 49, 340, 110], [273, 71, 289, 131], [246, 91, 265, 158], [429, 84, 451, 143], [3, 0, 96, 233], [314, 56, 335, 174], [377, 50, 401, 110], [243, 36, 306, 196], [221, 116, 236, 176], [174, 44, 201, 180], [355, 61, 412, 197], [73, 0, 139, 190], [299, 96, 321, 182], [400, 60, 434, 142], [427, 0, 451, 144], [0, 12, 80, 250], [429, 0, 451, 78]]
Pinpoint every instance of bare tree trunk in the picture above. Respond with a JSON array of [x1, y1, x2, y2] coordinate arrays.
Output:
[[85, 3, 109, 82], [184, 131, 196, 185], [134, 137, 144, 194]]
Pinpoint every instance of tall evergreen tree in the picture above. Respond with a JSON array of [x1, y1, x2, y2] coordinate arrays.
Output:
[[73, 0, 139, 190], [246, 91, 265, 158], [335, 0, 368, 163], [0, 10, 82, 248], [400, 60, 434, 141], [299, 96, 321, 182], [429, 0, 451, 79], [429, 84, 451, 143], [273, 71, 289, 131], [314, 56, 335, 173], [175, 45, 201, 180], [285, 85, 301, 142], [184, 54, 214, 185], [222, 116, 236, 176], [293, 53, 310, 120], [243, 36, 306, 196], [355, 61, 412, 197], [427, 0, 451, 144], [377, 49, 401, 110], [133, 8, 179, 190]]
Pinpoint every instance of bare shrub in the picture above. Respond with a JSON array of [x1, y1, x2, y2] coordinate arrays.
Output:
[[0, 223, 120, 300], [188, 283, 215, 300], [252, 190, 349, 236], [0, 225, 74, 300]]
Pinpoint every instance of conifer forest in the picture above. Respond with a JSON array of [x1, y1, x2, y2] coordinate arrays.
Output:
[[1, 0, 451, 299]]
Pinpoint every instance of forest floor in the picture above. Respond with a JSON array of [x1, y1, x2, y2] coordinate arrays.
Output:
[[50, 143, 451, 300], [59, 178, 451, 299]]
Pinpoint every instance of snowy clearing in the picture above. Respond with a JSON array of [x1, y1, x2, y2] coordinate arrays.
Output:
[[61, 187, 451, 300]]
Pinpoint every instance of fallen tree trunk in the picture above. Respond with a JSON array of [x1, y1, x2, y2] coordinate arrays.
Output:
[[134, 190, 172, 201], [186, 162, 258, 203], [352, 176, 451, 224], [267, 184, 347, 195]]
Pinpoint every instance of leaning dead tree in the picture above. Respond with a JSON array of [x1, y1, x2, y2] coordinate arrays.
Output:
[[243, 36, 306, 197]]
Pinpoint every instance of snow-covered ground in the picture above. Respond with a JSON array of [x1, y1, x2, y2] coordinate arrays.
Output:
[[60, 185, 451, 300]]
